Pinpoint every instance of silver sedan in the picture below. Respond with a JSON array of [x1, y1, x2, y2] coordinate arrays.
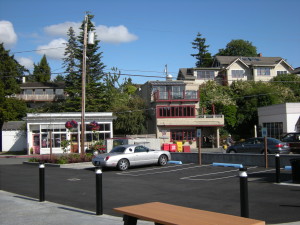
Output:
[[92, 145, 171, 171]]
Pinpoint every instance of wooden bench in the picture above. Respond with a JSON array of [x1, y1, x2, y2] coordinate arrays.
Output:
[[114, 202, 265, 225]]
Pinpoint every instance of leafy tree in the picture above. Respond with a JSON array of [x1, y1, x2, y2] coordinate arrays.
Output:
[[217, 39, 257, 56], [191, 33, 213, 67], [32, 55, 51, 82], [272, 73, 300, 100], [230, 81, 295, 138], [199, 81, 237, 131], [0, 43, 27, 128]]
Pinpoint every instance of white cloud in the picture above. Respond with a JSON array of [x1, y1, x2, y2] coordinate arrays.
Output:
[[44, 22, 81, 37], [17, 57, 34, 70], [96, 25, 138, 43], [43, 22, 138, 44], [0, 20, 17, 48], [36, 38, 67, 60]]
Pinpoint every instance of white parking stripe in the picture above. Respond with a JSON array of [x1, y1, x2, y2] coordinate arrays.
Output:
[[117, 164, 210, 176]]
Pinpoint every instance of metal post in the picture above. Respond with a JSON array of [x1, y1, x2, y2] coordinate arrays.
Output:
[[275, 154, 280, 183], [96, 167, 103, 215], [239, 167, 249, 218], [264, 136, 268, 168], [39, 163, 45, 202], [198, 137, 202, 165]]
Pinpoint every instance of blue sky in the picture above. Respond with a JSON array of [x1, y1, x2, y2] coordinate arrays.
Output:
[[1, 0, 299, 84]]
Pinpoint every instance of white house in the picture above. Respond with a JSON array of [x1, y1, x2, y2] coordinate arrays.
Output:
[[257, 103, 300, 139], [178, 55, 294, 85]]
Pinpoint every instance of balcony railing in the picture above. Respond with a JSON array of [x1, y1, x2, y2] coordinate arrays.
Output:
[[13, 94, 65, 101], [153, 90, 199, 102]]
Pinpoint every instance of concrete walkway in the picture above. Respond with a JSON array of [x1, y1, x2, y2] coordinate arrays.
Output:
[[0, 190, 152, 225]]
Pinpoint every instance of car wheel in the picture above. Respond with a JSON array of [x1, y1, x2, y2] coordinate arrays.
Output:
[[117, 158, 129, 171], [158, 155, 168, 166], [228, 150, 236, 154]]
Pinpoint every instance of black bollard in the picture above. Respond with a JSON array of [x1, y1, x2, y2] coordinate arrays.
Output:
[[275, 154, 280, 183], [95, 167, 103, 215], [39, 163, 45, 202], [239, 167, 249, 218]]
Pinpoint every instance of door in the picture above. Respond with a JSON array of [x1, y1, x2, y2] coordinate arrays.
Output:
[[32, 134, 40, 154], [133, 146, 155, 166]]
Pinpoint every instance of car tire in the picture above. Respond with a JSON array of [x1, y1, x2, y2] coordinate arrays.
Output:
[[158, 155, 168, 166], [228, 150, 236, 154], [117, 159, 129, 171]]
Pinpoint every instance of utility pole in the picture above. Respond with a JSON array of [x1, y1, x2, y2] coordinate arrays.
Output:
[[81, 14, 88, 156]]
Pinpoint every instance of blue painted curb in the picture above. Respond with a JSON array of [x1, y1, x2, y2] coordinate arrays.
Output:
[[168, 161, 183, 165], [212, 162, 243, 168], [285, 166, 292, 170]]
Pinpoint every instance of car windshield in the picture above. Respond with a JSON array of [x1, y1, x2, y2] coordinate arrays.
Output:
[[110, 146, 126, 153]]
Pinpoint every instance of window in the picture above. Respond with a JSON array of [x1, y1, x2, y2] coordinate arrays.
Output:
[[45, 89, 54, 95], [157, 106, 195, 117], [262, 122, 283, 139], [24, 89, 33, 95], [135, 146, 149, 153], [231, 70, 244, 78], [171, 130, 196, 141], [56, 89, 64, 95], [257, 67, 271, 76], [35, 89, 43, 95], [197, 71, 214, 80], [277, 71, 287, 75]]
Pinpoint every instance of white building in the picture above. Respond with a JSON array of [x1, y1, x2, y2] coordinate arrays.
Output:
[[258, 103, 300, 139], [26, 112, 116, 155], [1, 121, 26, 152]]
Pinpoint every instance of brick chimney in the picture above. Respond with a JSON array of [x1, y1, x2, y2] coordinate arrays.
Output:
[[257, 53, 263, 57]]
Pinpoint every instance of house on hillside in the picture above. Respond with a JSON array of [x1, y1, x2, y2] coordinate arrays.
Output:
[[138, 78, 224, 150], [178, 55, 294, 85], [14, 80, 66, 108]]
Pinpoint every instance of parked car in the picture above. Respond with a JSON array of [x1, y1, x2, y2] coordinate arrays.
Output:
[[92, 145, 171, 171], [226, 137, 290, 154], [281, 132, 300, 154]]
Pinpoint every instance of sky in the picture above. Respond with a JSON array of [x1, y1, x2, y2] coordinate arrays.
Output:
[[0, 0, 299, 84]]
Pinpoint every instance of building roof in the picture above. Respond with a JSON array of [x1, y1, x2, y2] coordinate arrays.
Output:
[[147, 80, 186, 86], [2, 121, 26, 130], [20, 82, 65, 89], [215, 56, 291, 67]]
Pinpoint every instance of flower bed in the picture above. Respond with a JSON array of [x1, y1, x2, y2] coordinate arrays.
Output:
[[28, 153, 93, 164]]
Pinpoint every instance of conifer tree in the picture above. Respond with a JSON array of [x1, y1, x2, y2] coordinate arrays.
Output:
[[191, 33, 213, 67], [63, 14, 106, 112], [33, 55, 51, 82]]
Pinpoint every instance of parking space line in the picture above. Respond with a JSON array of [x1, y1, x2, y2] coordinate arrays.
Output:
[[117, 164, 210, 176], [181, 166, 259, 181]]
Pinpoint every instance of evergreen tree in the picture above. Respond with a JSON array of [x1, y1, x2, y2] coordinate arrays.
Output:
[[63, 14, 106, 112], [191, 33, 213, 67], [33, 55, 51, 82], [0, 43, 27, 127]]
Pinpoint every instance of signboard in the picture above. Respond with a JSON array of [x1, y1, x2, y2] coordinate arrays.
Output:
[[262, 128, 268, 137], [197, 129, 202, 138]]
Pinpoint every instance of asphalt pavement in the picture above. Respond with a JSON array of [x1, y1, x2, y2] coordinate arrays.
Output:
[[1, 155, 300, 225]]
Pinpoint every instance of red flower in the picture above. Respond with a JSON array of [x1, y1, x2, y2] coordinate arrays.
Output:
[[89, 121, 100, 131], [65, 120, 78, 129]]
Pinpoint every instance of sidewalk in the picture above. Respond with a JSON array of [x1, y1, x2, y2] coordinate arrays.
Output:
[[0, 190, 152, 225]]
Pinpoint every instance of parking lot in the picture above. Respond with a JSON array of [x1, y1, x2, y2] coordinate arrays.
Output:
[[1, 158, 300, 224]]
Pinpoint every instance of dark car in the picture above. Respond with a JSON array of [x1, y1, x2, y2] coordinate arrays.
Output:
[[281, 132, 300, 154], [226, 137, 290, 154]]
